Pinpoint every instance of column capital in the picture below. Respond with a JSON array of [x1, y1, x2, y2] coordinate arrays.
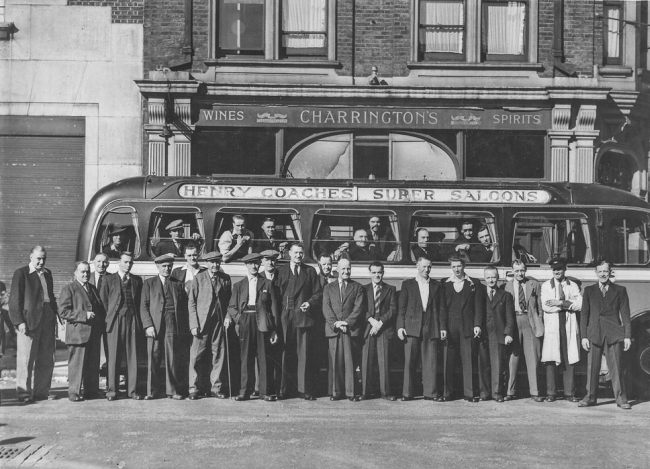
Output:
[[552, 104, 572, 130]]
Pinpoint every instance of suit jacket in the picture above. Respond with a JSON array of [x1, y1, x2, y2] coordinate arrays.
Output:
[[363, 282, 397, 339], [504, 277, 544, 338], [155, 239, 184, 257], [369, 231, 396, 258], [188, 270, 231, 332], [140, 276, 188, 338], [276, 263, 322, 328], [580, 282, 631, 346], [227, 275, 280, 333], [252, 232, 287, 253], [411, 244, 444, 262], [99, 272, 143, 334], [398, 278, 447, 340], [9, 265, 58, 330], [443, 276, 484, 338], [484, 287, 515, 344], [322, 280, 364, 338], [469, 244, 495, 263], [345, 244, 383, 261], [171, 265, 208, 293], [59, 281, 105, 345]]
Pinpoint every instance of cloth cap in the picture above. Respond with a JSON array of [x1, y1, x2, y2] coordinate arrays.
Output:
[[202, 251, 222, 262], [260, 250, 280, 259], [241, 253, 262, 263], [165, 219, 184, 232], [154, 253, 176, 264]]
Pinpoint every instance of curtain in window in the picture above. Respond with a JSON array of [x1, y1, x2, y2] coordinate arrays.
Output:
[[485, 217, 500, 262], [388, 214, 402, 261], [486, 2, 525, 55], [282, 0, 326, 48], [421, 1, 464, 53], [605, 6, 621, 59], [131, 211, 142, 258], [195, 212, 206, 256], [290, 212, 302, 240], [580, 219, 593, 263], [541, 226, 553, 263]]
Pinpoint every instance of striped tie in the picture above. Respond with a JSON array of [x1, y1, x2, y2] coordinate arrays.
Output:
[[374, 285, 381, 313], [518, 281, 526, 312]]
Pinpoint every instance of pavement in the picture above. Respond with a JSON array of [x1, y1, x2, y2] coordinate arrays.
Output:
[[1, 344, 649, 468]]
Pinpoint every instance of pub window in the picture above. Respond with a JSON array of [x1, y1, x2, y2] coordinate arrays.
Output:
[[193, 129, 277, 176], [512, 212, 593, 265], [418, 0, 466, 61], [465, 131, 545, 179], [95, 206, 142, 260], [212, 209, 301, 262], [148, 208, 206, 258], [281, 0, 327, 57], [481, 1, 527, 62], [603, 2, 623, 66], [601, 211, 650, 266], [218, 0, 265, 56], [410, 211, 499, 264], [312, 210, 402, 263]]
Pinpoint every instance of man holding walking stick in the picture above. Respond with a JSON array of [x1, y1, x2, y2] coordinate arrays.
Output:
[[188, 252, 232, 400]]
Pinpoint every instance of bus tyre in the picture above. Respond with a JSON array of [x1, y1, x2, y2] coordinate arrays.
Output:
[[632, 338, 650, 400]]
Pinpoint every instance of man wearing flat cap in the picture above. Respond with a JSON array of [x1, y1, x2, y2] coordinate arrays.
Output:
[[541, 257, 582, 402], [140, 254, 189, 400], [155, 219, 201, 257], [102, 224, 130, 260], [226, 253, 280, 401], [188, 251, 232, 399], [260, 249, 282, 395]]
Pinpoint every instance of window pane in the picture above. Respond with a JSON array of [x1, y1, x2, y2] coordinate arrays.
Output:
[[465, 131, 545, 179], [512, 213, 592, 265], [486, 2, 525, 55], [219, 0, 264, 54], [193, 129, 276, 175], [96, 207, 141, 260], [602, 213, 650, 265], [605, 5, 621, 61], [420, 0, 464, 53], [391, 134, 457, 180], [148, 209, 205, 258], [282, 0, 326, 53], [353, 136, 389, 179], [312, 211, 401, 262], [287, 134, 352, 178]]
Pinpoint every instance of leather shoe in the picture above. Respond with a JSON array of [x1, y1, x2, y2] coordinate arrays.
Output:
[[401, 396, 414, 401], [348, 396, 360, 402], [358, 395, 370, 401], [132, 394, 143, 401], [144, 395, 156, 400], [566, 396, 581, 403], [479, 397, 490, 402], [251, 391, 260, 397], [546, 396, 556, 402], [504, 395, 515, 401], [618, 403, 631, 410], [188, 394, 199, 400], [68, 394, 84, 402], [464, 397, 478, 403], [212, 392, 227, 399], [578, 400, 594, 407], [18, 396, 34, 404], [495, 397, 504, 403], [382, 395, 398, 401], [263, 395, 277, 402], [436, 396, 447, 402], [234, 395, 249, 401], [532, 396, 545, 403], [106, 396, 117, 401], [301, 393, 316, 401], [423, 396, 436, 401], [168, 394, 184, 400], [330, 395, 343, 401]]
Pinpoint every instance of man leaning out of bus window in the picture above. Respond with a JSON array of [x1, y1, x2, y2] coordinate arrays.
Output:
[[218, 215, 254, 263]]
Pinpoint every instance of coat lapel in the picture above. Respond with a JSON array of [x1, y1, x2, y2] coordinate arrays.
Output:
[[601, 284, 617, 311], [491, 288, 504, 309]]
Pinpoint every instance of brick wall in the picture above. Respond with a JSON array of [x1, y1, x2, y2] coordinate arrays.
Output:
[[538, 0, 554, 78], [564, 0, 602, 76], [67, 1, 143, 24]]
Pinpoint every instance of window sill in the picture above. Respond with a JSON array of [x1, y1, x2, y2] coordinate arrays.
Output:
[[598, 66, 634, 78], [407, 61, 544, 71], [205, 58, 342, 69]]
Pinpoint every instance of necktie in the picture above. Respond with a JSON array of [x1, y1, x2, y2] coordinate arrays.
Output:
[[518, 281, 526, 312], [374, 285, 381, 313], [600, 283, 607, 298], [122, 275, 128, 284], [210, 275, 217, 290], [558, 281, 566, 301], [340, 281, 346, 302], [295, 266, 300, 276], [489, 288, 494, 301], [97, 274, 103, 292]]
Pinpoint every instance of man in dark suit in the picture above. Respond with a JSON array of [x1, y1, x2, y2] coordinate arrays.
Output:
[[275, 242, 322, 400], [322, 258, 364, 401], [345, 229, 383, 261], [579, 260, 632, 410], [504, 260, 545, 402], [442, 255, 485, 402], [478, 267, 514, 402], [469, 226, 497, 263], [140, 254, 188, 400], [99, 251, 143, 401], [59, 261, 105, 402], [226, 253, 280, 401], [397, 256, 447, 401], [89, 253, 109, 385], [171, 243, 206, 292], [316, 254, 337, 396], [368, 216, 397, 261], [361, 261, 397, 401], [411, 228, 444, 262], [252, 218, 288, 256], [9, 246, 59, 403], [188, 251, 232, 399]]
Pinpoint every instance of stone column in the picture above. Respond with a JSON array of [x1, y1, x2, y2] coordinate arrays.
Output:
[[170, 99, 192, 176], [548, 104, 572, 181], [146, 97, 168, 176], [571, 105, 598, 183]]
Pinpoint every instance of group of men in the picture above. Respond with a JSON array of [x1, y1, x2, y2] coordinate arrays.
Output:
[[5, 239, 632, 410]]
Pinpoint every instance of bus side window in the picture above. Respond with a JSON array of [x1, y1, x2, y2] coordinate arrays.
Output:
[[601, 212, 650, 265], [95, 207, 141, 260], [148, 210, 205, 258], [410, 212, 499, 264], [512, 213, 593, 265]]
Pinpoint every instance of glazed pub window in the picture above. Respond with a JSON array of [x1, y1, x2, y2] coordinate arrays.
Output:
[[410, 211, 499, 264], [465, 131, 545, 179], [601, 211, 650, 266], [603, 2, 623, 65], [418, 0, 466, 61], [481, 1, 527, 62], [213, 209, 301, 262], [148, 208, 206, 258], [218, 0, 265, 56], [95, 207, 141, 260], [512, 213, 593, 266], [312, 210, 401, 263], [281, 0, 327, 57]]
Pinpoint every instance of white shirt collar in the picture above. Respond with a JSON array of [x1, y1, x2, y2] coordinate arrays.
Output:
[[29, 264, 41, 274], [118, 271, 129, 280], [416, 276, 430, 284], [248, 274, 257, 282], [446, 274, 468, 283]]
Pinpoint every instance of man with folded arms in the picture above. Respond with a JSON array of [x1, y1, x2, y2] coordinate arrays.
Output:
[[226, 253, 279, 401], [578, 260, 631, 410], [141, 254, 188, 400], [59, 261, 105, 402]]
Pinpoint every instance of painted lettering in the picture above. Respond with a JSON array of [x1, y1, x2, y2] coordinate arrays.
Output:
[[351, 111, 360, 124], [338, 111, 348, 124], [300, 110, 310, 123], [429, 112, 438, 125], [424, 190, 435, 201]]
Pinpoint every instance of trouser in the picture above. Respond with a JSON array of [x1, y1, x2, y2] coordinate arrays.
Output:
[[329, 332, 360, 398], [480, 329, 507, 399], [189, 313, 225, 394], [107, 314, 139, 398], [362, 332, 392, 397], [16, 305, 56, 399], [67, 326, 102, 397], [239, 313, 274, 396], [477, 334, 491, 399], [584, 341, 627, 405], [280, 318, 311, 395], [507, 314, 541, 397], [546, 311, 575, 397], [403, 329, 439, 398], [1, 308, 16, 355], [443, 319, 474, 399], [147, 320, 184, 397]]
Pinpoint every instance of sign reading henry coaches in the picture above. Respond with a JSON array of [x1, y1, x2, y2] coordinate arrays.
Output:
[[196, 105, 551, 130], [179, 184, 551, 204]]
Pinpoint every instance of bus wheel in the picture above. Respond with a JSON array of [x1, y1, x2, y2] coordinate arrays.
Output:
[[632, 338, 650, 400]]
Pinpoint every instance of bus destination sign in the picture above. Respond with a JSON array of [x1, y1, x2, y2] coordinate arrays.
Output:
[[179, 184, 551, 204]]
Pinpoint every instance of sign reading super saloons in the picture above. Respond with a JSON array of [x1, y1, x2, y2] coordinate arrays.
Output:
[[179, 184, 552, 204]]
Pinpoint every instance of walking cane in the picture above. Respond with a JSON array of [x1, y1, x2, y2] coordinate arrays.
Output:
[[219, 307, 233, 400]]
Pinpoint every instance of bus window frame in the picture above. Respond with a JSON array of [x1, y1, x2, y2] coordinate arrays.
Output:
[[92, 204, 142, 260], [599, 208, 650, 267]]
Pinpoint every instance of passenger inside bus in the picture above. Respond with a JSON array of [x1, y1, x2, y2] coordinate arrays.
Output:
[[153, 219, 202, 257], [341, 229, 384, 261], [454, 220, 479, 255], [367, 216, 398, 261], [218, 214, 254, 263], [410, 227, 445, 262], [469, 225, 498, 263], [251, 217, 288, 255], [312, 225, 346, 261], [102, 224, 131, 259]]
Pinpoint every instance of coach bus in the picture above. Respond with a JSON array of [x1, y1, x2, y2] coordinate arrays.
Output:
[[77, 176, 650, 397]]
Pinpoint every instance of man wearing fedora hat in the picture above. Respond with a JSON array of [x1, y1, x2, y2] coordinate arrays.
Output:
[[226, 253, 280, 401], [188, 251, 232, 399], [155, 219, 201, 257], [102, 224, 130, 260]]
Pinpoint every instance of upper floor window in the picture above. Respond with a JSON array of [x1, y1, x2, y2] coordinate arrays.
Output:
[[419, 0, 466, 61], [218, 0, 265, 56], [603, 2, 623, 65], [481, 1, 526, 62], [282, 0, 328, 56]]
